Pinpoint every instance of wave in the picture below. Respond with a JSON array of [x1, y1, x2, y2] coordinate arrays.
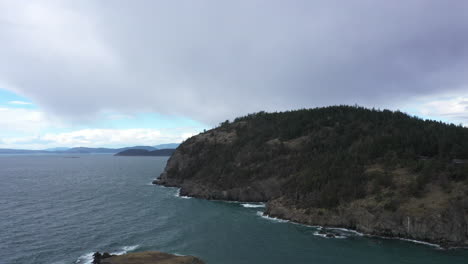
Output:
[[312, 231, 347, 239], [159, 184, 443, 249], [75, 245, 140, 264], [256, 213, 442, 246], [111, 245, 140, 255], [371, 235, 442, 248], [398, 238, 441, 248], [256, 211, 289, 223], [255, 212, 359, 240], [75, 252, 94, 264], [154, 185, 191, 199], [241, 203, 266, 208], [326, 227, 364, 236], [175, 188, 192, 199]]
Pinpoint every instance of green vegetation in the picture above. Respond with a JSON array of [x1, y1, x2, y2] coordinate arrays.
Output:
[[178, 106, 468, 209]]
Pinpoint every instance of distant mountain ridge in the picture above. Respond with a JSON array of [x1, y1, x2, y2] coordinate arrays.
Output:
[[0, 149, 50, 154], [44, 147, 70, 151], [114, 148, 176, 156], [66, 146, 157, 153], [153, 143, 179, 149], [0, 143, 180, 154]]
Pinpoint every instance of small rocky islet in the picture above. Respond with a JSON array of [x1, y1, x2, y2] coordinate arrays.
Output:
[[92, 251, 205, 264]]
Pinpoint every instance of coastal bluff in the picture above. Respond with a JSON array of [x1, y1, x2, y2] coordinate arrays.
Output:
[[93, 251, 205, 264], [155, 106, 468, 248]]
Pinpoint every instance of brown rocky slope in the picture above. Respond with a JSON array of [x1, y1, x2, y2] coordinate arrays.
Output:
[[155, 106, 468, 248], [94, 251, 205, 264]]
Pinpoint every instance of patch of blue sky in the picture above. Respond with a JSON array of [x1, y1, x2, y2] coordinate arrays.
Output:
[[96, 112, 210, 131], [402, 94, 468, 126], [0, 88, 36, 108], [0, 88, 209, 131], [401, 106, 447, 123]]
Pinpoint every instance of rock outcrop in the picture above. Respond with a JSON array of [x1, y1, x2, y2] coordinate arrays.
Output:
[[93, 251, 205, 264], [155, 106, 468, 248], [265, 196, 468, 247]]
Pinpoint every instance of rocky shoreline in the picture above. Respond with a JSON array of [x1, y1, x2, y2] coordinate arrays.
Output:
[[263, 198, 466, 249], [155, 180, 467, 249], [156, 173, 467, 248], [92, 251, 205, 264], [154, 107, 468, 249]]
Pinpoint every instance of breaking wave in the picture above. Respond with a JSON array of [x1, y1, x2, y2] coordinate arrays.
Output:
[[75, 245, 140, 264], [241, 203, 266, 208], [256, 211, 289, 223]]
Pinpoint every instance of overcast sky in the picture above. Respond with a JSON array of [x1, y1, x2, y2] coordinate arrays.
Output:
[[0, 0, 467, 149]]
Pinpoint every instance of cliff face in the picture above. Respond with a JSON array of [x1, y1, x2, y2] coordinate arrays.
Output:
[[156, 127, 285, 202], [156, 106, 468, 247], [266, 195, 468, 247]]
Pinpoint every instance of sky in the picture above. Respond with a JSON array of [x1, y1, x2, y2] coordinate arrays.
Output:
[[0, 0, 467, 149]]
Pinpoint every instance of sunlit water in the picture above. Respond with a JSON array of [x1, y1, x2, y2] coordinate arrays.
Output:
[[0, 155, 467, 264]]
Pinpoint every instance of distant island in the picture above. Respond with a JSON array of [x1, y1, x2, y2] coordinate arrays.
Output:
[[155, 106, 468, 248], [114, 148, 176, 156], [0, 143, 179, 155]]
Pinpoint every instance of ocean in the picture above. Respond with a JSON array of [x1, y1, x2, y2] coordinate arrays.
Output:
[[0, 155, 466, 264]]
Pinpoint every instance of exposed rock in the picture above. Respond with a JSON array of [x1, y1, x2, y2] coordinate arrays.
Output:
[[92, 252, 113, 264], [265, 196, 468, 247], [94, 251, 205, 264]]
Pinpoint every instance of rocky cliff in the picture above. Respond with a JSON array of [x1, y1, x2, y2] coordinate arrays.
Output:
[[155, 106, 468, 247]]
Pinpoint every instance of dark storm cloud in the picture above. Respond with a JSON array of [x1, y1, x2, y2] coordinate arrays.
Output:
[[0, 0, 468, 124]]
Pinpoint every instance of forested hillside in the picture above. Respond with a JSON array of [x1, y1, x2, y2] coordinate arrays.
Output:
[[156, 106, 468, 246]]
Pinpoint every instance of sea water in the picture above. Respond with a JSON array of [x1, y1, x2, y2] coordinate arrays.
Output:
[[0, 155, 466, 264]]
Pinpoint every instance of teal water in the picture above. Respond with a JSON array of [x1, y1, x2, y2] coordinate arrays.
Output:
[[0, 155, 467, 264]]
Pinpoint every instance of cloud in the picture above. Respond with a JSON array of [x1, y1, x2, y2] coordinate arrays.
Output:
[[0, 106, 62, 133], [0, 128, 195, 149], [1, 1, 468, 125], [0, 104, 202, 149], [8, 100, 32, 105], [40, 128, 186, 147], [419, 96, 468, 125]]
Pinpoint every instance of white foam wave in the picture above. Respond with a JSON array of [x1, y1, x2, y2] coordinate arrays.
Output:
[[313, 231, 327, 238], [399, 238, 441, 248], [380, 237, 440, 248], [75, 245, 140, 264], [111, 245, 140, 255], [175, 189, 192, 199], [327, 227, 364, 236], [241, 203, 266, 208], [254, 211, 442, 247], [312, 231, 347, 239], [367, 233, 442, 248], [75, 252, 94, 264], [256, 211, 289, 223]]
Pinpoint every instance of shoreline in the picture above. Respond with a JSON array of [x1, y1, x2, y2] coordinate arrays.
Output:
[[257, 211, 447, 249], [154, 182, 466, 250]]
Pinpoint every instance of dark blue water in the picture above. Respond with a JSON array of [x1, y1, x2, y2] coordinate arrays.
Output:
[[0, 155, 467, 264]]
